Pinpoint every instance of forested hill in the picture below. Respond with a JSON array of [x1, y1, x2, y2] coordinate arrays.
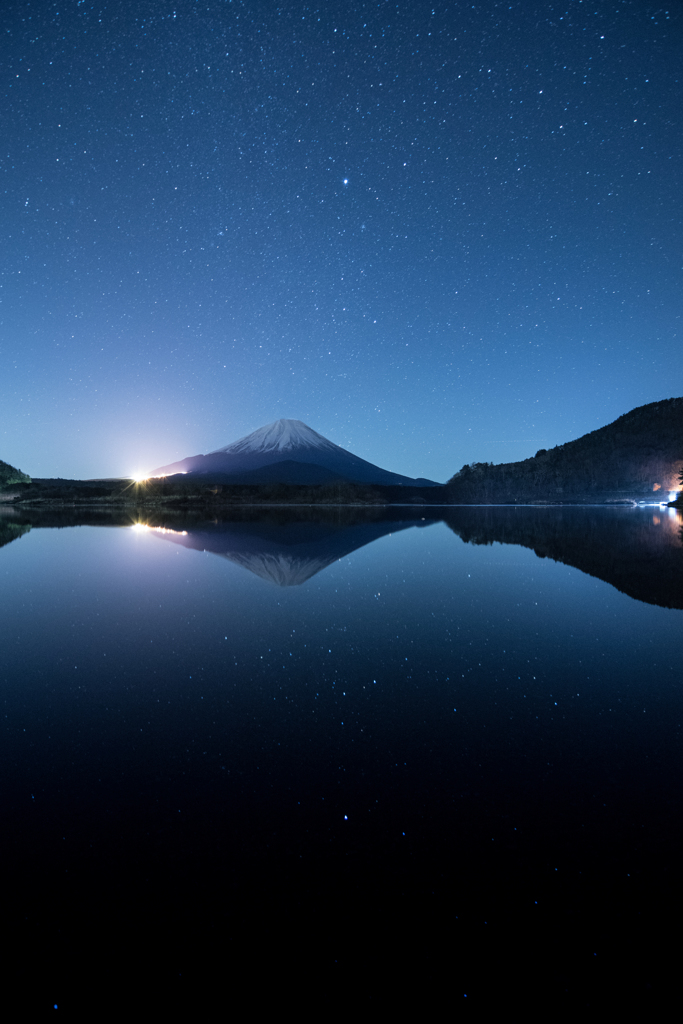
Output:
[[0, 459, 31, 487], [447, 398, 683, 504]]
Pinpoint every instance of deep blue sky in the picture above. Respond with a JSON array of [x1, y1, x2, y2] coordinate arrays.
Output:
[[1, 0, 680, 481]]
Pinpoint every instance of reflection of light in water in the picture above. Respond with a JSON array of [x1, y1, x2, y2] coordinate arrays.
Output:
[[131, 523, 188, 536]]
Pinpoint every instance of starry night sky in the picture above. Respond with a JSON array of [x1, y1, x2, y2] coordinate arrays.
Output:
[[1, 0, 680, 481]]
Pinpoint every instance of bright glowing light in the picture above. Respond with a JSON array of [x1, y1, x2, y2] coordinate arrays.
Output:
[[343, 178, 349, 185], [130, 523, 187, 536]]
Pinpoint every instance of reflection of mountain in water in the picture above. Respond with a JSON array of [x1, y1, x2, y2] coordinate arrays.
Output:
[[140, 506, 683, 603], [2, 504, 681, 608], [149, 515, 429, 586], [442, 505, 683, 610]]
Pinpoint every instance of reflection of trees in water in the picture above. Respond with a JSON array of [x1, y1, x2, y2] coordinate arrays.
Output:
[[0, 514, 31, 550], [442, 506, 683, 610]]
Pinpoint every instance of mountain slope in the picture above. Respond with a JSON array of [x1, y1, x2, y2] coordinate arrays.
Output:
[[151, 418, 439, 487], [447, 398, 683, 503]]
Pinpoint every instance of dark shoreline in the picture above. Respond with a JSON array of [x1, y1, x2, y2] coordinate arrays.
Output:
[[1, 476, 679, 509], [2, 498, 677, 508], [0, 476, 446, 508]]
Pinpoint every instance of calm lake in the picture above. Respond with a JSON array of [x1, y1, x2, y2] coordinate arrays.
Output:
[[1, 504, 681, 1011]]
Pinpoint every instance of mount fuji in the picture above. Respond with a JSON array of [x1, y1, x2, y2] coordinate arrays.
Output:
[[150, 419, 439, 487]]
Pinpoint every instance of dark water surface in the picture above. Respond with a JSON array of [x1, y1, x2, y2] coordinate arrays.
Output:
[[1, 505, 681, 1010]]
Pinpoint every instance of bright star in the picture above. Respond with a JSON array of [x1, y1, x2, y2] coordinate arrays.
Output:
[[343, 178, 348, 185]]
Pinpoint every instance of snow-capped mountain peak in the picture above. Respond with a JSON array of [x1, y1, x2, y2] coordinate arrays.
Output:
[[150, 417, 439, 486], [211, 419, 341, 456]]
